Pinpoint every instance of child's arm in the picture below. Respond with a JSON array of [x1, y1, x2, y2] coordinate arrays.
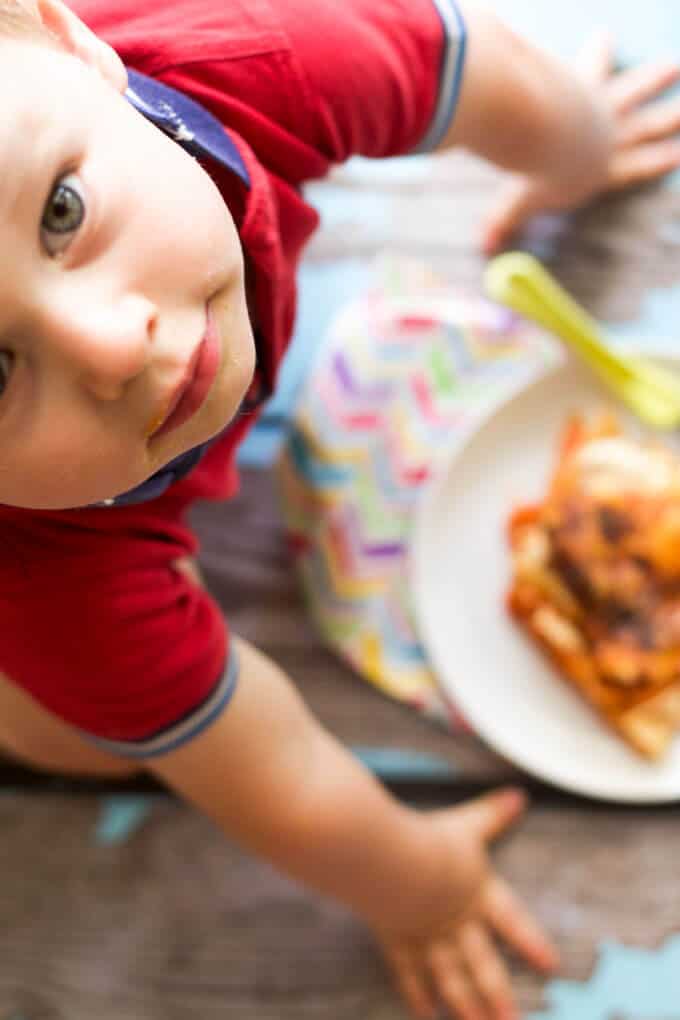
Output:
[[448, 7, 680, 251], [149, 636, 557, 1020], [266, 0, 680, 252]]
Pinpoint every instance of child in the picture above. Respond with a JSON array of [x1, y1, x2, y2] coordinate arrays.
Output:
[[1, 0, 679, 1016]]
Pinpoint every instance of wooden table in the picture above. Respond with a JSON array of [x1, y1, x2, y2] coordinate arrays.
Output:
[[2, 153, 680, 1018]]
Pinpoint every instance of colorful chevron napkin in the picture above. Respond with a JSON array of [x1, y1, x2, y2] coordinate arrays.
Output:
[[277, 255, 559, 728]]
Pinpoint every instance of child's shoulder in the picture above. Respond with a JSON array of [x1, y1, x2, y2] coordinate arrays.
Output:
[[71, 0, 289, 76], [70, 0, 324, 159]]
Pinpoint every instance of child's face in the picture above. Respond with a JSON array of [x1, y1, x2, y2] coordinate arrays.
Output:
[[0, 34, 256, 509]]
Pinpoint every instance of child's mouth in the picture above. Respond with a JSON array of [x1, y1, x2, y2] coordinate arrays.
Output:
[[148, 309, 221, 439]]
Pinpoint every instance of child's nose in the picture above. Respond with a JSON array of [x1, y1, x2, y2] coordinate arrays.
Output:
[[42, 294, 157, 399]]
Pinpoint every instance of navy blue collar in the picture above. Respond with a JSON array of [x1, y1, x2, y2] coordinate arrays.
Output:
[[96, 69, 251, 508], [124, 69, 249, 187]]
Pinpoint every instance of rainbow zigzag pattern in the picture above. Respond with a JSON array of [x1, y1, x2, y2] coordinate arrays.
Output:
[[277, 259, 558, 727]]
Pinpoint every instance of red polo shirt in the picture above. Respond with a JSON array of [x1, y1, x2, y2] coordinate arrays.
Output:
[[0, 0, 465, 756]]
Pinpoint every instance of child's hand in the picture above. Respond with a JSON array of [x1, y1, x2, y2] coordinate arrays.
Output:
[[371, 789, 558, 1020], [482, 33, 680, 254]]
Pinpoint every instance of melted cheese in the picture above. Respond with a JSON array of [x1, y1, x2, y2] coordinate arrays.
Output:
[[574, 437, 676, 496]]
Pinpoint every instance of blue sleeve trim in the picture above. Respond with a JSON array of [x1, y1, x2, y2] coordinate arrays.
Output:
[[78, 649, 239, 760], [413, 0, 467, 153]]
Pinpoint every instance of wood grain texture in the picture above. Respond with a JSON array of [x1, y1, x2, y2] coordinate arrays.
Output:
[[0, 794, 678, 1018]]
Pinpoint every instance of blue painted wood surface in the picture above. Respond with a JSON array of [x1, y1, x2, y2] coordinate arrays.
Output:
[[530, 936, 680, 1019]]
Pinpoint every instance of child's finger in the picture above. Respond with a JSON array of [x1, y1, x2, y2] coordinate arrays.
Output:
[[481, 180, 542, 255], [483, 876, 560, 974], [428, 944, 486, 1020], [458, 921, 517, 1020], [608, 61, 680, 116], [617, 96, 680, 149], [384, 946, 438, 1020], [610, 140, 680, 189], [575, 29, 614, 83], [453, 787, 527, 844]]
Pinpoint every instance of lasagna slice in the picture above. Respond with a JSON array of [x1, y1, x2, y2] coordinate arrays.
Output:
[[507, 413, 680, 759]]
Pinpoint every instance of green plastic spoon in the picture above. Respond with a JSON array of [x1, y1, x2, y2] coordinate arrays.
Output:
[[485, 252, 680, 430]]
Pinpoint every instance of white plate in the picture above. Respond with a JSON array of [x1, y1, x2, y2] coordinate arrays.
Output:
[[411, 352, 680, 803]]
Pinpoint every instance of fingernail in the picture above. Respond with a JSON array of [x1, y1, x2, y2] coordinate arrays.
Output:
[[541, 945, 561, 972], [502, 787, 528, 811], [481, 231, 498, 256]]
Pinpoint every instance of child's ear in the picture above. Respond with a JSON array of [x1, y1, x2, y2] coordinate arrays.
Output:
[[35, 0, 127, 92]]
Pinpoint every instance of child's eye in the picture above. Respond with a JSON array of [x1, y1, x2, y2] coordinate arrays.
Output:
[[0, 351, 13, 398], [40, 172, 86, 257]]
